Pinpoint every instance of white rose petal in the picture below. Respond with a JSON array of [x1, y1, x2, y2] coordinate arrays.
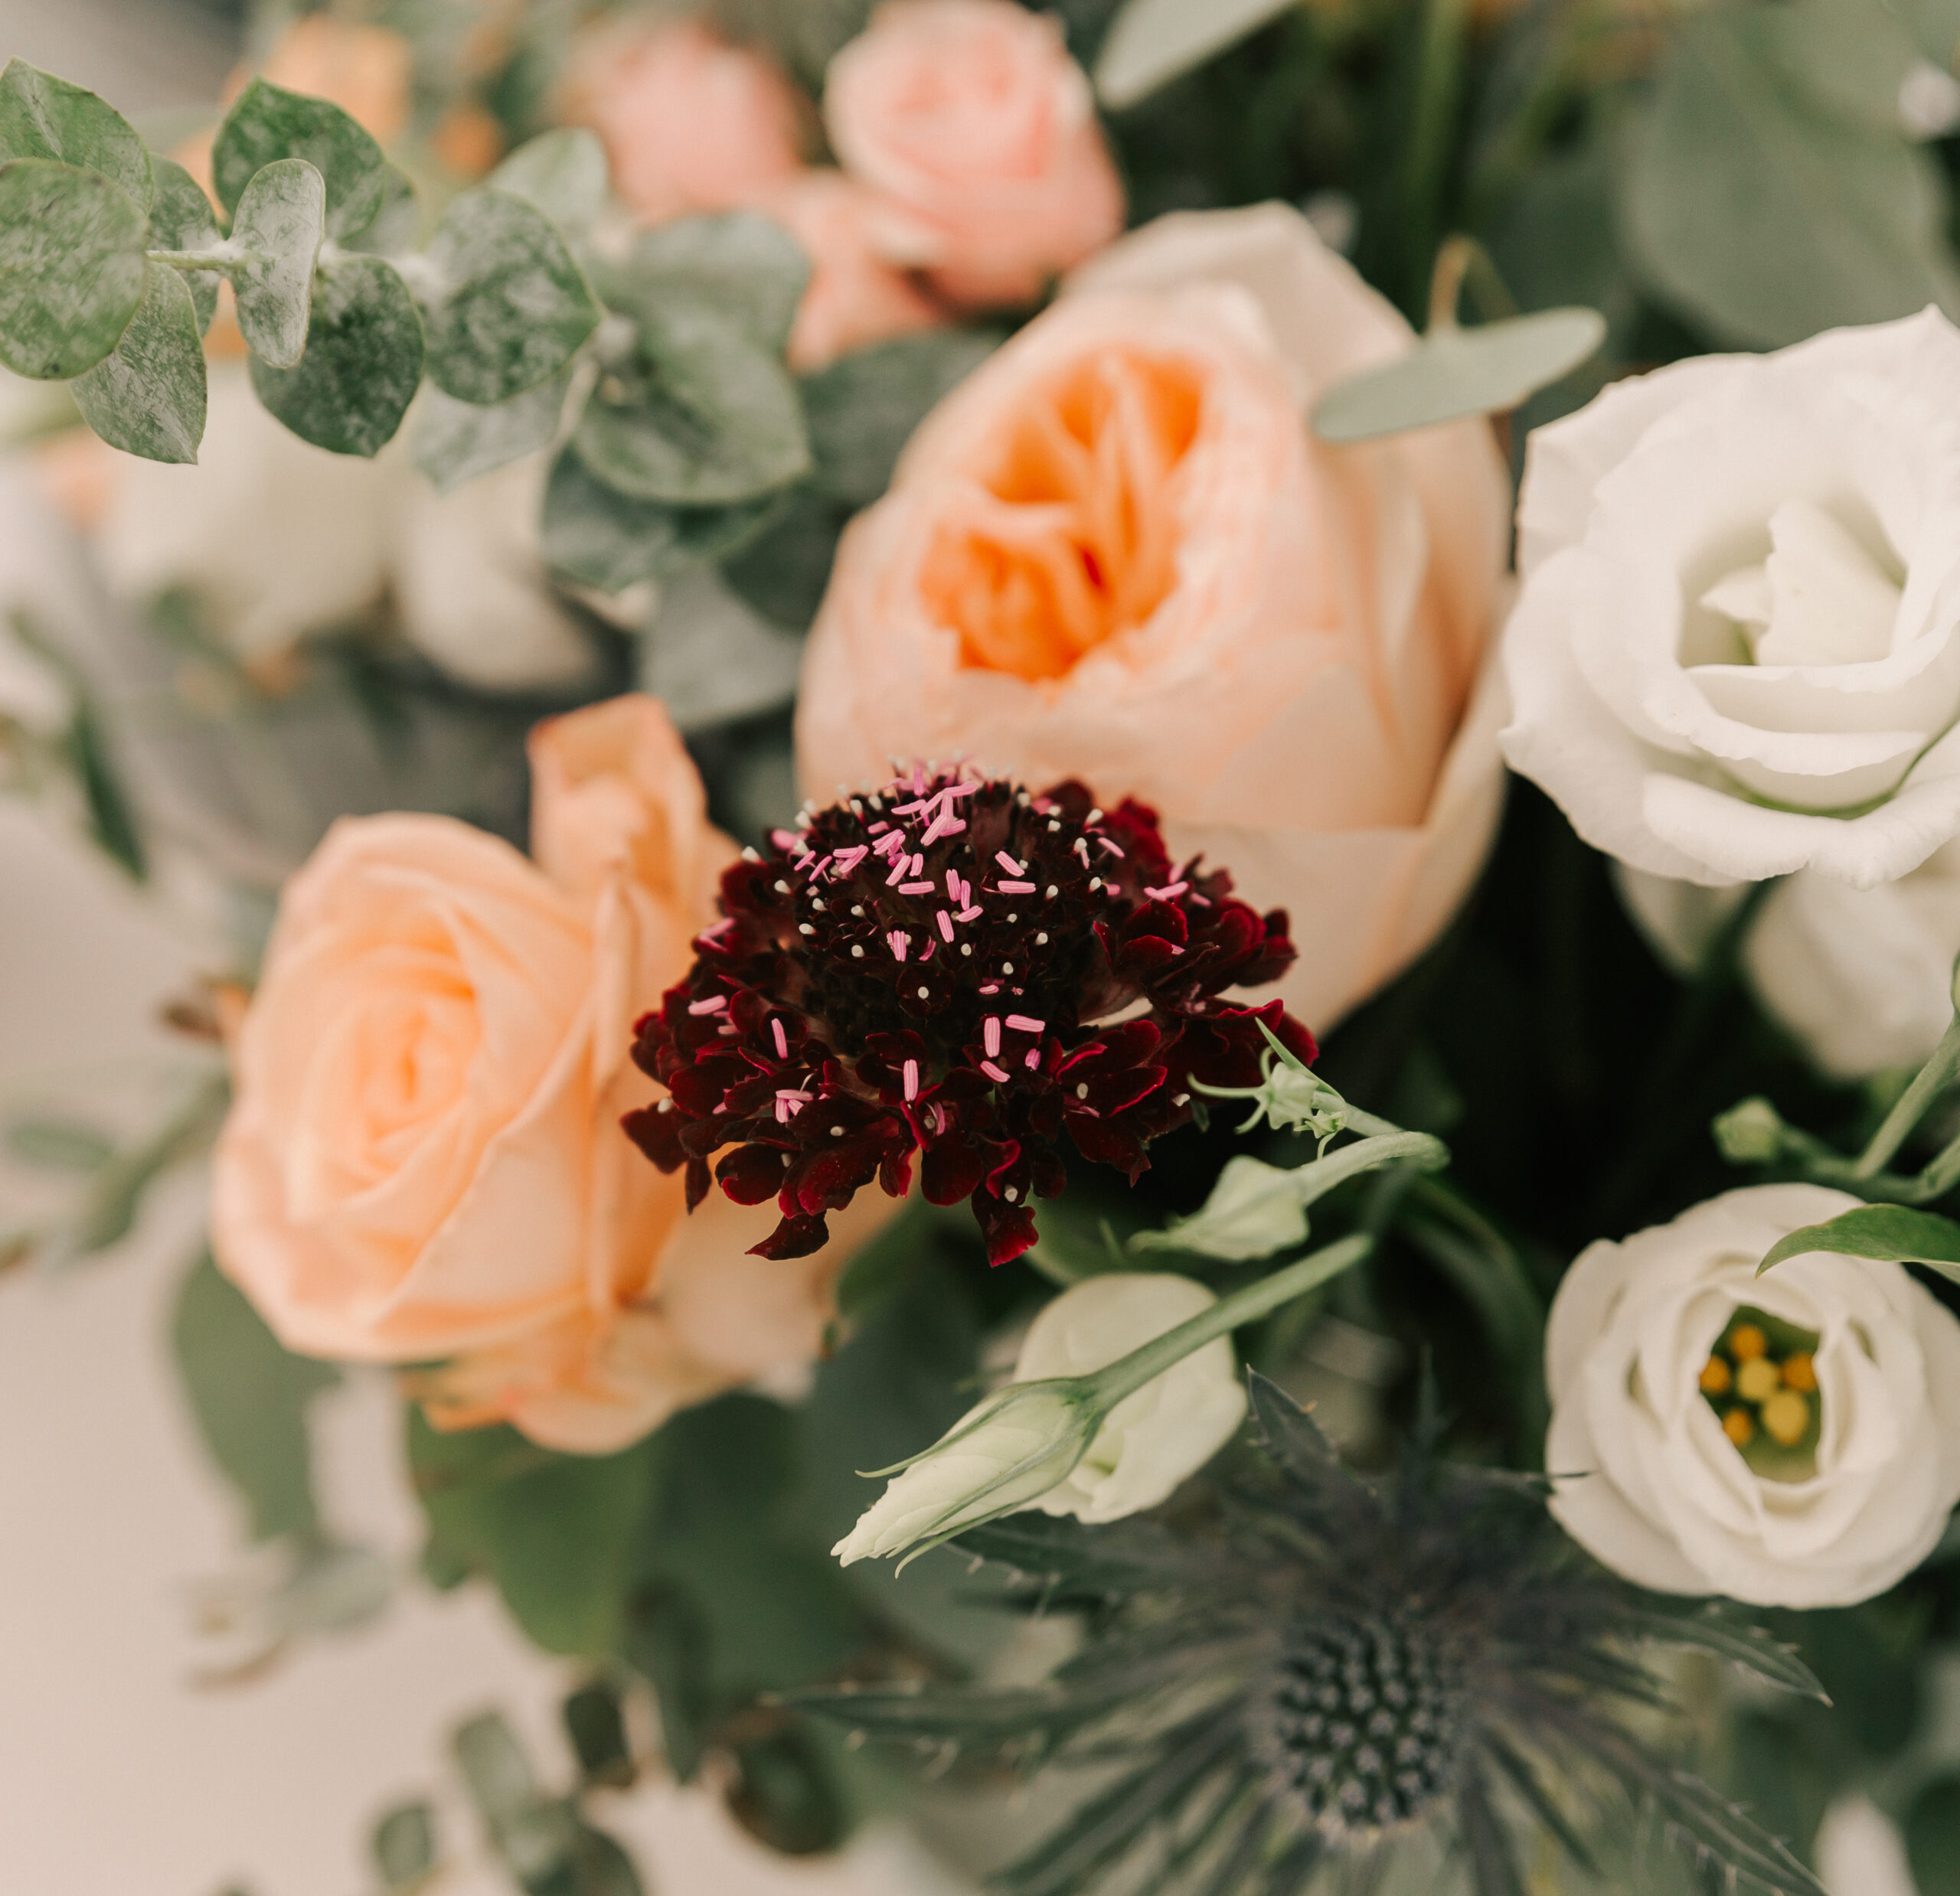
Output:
[[1544, 1183, 1960, 1608]]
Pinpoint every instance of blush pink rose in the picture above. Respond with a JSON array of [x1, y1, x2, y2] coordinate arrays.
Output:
[[753, 169, 945, 370], [824, 0, 1124, 310], [794, 204, 1512, 1033], [564, 15, 807, 226], [212, 695, 886, 1454]]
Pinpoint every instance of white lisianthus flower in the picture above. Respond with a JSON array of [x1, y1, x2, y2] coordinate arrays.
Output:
[[1545, 1183, 1960, 1608], [1502, 308, 1960, 893], [833, 1271, 1246, 1562]]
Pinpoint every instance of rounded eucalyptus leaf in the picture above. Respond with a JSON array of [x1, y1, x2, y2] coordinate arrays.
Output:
[[491, 128, 609, 239], [346, 162, 422, 259], [1310, 308, 1606, 443], [0, 57, 152, 212], [420, 186, 599, 404], [0, 158, 146, 380], [212, 77, 389, 242], [802, 329, 998, 506], [250, 252, 424, 456], [70, 262, 207, 463], [542, 447, 778, 592], [413, 370, 570, 494], [227, 156, 325, 371], [601, 212, 811, 357], [576, 315, 809, 504], [1093, 0, 1299, 111], [145, 155, 222, 334]]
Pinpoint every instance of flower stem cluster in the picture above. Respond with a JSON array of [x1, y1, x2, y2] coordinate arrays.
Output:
[[624, 768, 1312, 1264]]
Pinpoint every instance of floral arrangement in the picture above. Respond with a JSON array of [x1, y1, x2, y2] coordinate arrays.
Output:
[[11, 1, 1960, 1893]]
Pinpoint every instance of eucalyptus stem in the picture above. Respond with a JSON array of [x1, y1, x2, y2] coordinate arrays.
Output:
[[1090, 1232, 1374, 1408], [1854, 1013, 1960, 1179], [147, 248, 234, 272], [1399, 0, 1470, 315]]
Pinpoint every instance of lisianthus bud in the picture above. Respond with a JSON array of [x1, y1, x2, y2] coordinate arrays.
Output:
[[831, 1381, 1097, 1565]]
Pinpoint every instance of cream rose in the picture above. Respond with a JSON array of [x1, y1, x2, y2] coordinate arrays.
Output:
[[213, 695, 884, 1454], [795, 203, 1512, 1031], [1545, 1183, 1960, 1607], [1503, 308, 1960, 893], [563, 14, 807, 227], [823, 0, 1124, 310]]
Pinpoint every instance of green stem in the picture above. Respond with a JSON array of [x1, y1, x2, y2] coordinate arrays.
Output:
[[1089, 1232, 1374, 1408], [1854, 1013, 1960, 1178], [147, 247, 234, 273], [1399, 0, 1470, 315]]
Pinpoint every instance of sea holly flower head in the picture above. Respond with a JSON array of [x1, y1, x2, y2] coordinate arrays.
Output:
[[622, 765, 1313, 1265]]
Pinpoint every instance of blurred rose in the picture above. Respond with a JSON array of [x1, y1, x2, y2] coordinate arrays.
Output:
[[214, 696, 887, 1453], [824, 0, 1123, 309], [563, 14, 807, 226], [253, 14, 414, 143], [795, 204, 1511, 1031], [57, 367, 596, 692], [753, 169, 944, 370]]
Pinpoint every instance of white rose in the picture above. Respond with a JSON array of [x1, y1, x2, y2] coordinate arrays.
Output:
[[1502, 308, 1960, 893], [90, 367, 596, 692], [1013, 1272, 1248, 1523], [1545, 1183, 1960, 1607]]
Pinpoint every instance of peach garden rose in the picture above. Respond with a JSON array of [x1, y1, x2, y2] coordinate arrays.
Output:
[[211, 695, 886, 1454], [794, 204, 1513, 1031]]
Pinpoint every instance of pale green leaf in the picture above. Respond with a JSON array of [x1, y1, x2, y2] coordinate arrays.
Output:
[[1759, 1201, 1960, 1279], [1132, 1154, 1311, 1261], [0, 158, 145, 379], [172, 1251, 338, 1543], [413, 372, 569, 493], [0, 57, 152, 211], [349, 162, 420, 258], [145, 155, 221, 333], [420, 186, 599, 404], [250, 252, 423, 455], [226, 156, 324, 370], [1890, 0, 1960, 64], [1766, 0, 1924, 132], [603, 211, 810, 356], [541, 447, 778, 592], [70, 262, 206, 462], [1311, 308, 1606, 443], [373, 1802, 438, 1891], [802, 328, 997, 505], [491, 128, 608, 238], [212, 77, 388, 241], [1094, 0, 1299, 110], [1622, 4, 1960, 348], [1906, 1778, 1960, 1896], [639, 565, 805, 729], [4, 1114, 113, 1171]]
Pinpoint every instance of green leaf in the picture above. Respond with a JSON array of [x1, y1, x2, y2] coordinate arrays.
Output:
[[413, 372, 569, 494], [1093, 0, 1299, 110], [0, 58, 152, 211], [1890, 0, 1960, 64], [1621, 1607, 1831, 1702], [172, 1252, 338, 1543], [250, 253, 423, 456], [719, 489, 846, 630], [639, 566, 805, 729], [64, 690, 146, 877], [492, 128, 609, 239], [1767, 0, 1926, 132], [372, 1800, 439, 1892], [227, 156, 325, 370], [70, 263, 206, 463], [801, 330, 997, 507], [419, 186, 599, 404], [409, 1411, 661, 1656], [833, 1193, 934, 1323], [726, 1728, 848, 1858], [605, 213, 811, 357], [622, 1582, 713, 1780], [5, 1114, 113, 1170], [145, 155, 221, 333], [1311, 308, 1606, 443], [1622, 3, 1960, 349], [1906, 1776, 1960, 1896], [350, 162, 420, 258], [1758, 1201, 1960, 1279], [212, 77, 389, 241], [564, 1680, 635, 1789], [541, 447, 778, 592], [0, 158, 145, 379]]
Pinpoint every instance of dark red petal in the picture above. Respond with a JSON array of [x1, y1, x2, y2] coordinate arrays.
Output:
[[880, 1144, 915, 1199], [717, 1142, 789, 1206], [923, 1137, 988, 1206], [973, 1194, 1040, 1267], [622, 1102, 687, 1171], [684, 1155, 712, 1212], [749, 1211, 831, 1259]]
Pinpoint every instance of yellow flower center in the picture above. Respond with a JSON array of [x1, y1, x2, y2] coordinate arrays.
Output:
[[1700, 1305, 1821, 1478]]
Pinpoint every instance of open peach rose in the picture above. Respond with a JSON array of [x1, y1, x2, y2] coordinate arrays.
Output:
[[823, 0, 1124, 310], [213, 695, 886, 1454], [794, 204, 1511, 1032], [562, 15, 808, 227]]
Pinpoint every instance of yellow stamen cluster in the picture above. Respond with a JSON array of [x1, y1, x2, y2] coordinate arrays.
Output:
[[1700, 1310, 1819, 1459]]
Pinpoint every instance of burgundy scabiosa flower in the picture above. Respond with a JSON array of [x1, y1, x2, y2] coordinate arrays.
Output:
[[622, 767, 1313, 1265]]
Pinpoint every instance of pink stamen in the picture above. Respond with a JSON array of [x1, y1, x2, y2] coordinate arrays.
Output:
[[995, 851, 1025, 876], [979, 982, 1000, 994], [997, 879, 1035, 895], [1006, 1014, 1044, 1033], [936, 911, 955, 941], [696, 918, 735, 945], [688, 995, 727, 1015], [776, 1088, 812, 1103], [919, 938, 936, 962], [885, 855, 910, 887], [831, 845, 869, 877], [946, 870, 962, 898], [771, 1018, 789, 1059], [889, 931, 909, 961], [959, 875, 972, 907], [872, 831, 907, 858], [802, 853, 831, 881], [771, 828, 801, 850], [1024, 1048, 1041, 1070], [929, 1104, 946, 1137], [921, 811, 965, 846], [867, 821, 890, 835], [981, 1060, 1011, 1083], [903, 1059, 920, 1101], [1099, 837, 1125, 859], [909, 854, 926, 878], [957, 904, 983, 924], [1145, 882, 1189, 902], [984, 1017, 1001, 1058], [899, 879, 936, 895]]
